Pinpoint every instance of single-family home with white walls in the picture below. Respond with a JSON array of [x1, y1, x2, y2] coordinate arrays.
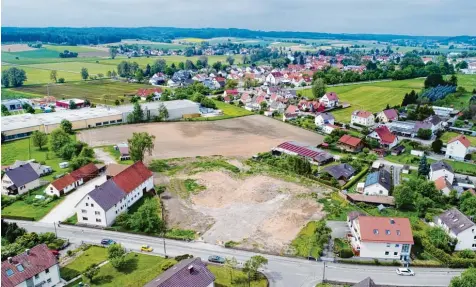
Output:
[[75, 161, 153, 227], [347, 213, 414, 261], [45, 163, 99, 197], [1, 244, 61, 287], [2, 163, 41, 196], [351, 110, 375, 127], [8, 160, 52, 177], [429, 161, 455, 183], [315, 113, 335, 127], [363, 169, 392, 196], [319, 92, 339, 108], [434, 177, 453, 196], [368, 126, 398, 149], [377, 109, 399, 123], [435, 208, 476, 251], [445, 135, 471, 161], [322, 124, 340, 135]]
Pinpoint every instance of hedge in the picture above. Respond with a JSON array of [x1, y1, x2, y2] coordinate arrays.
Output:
[[1, 215, 35, 221], [337, 259, 401, 266], [342, 166, 369, 190]]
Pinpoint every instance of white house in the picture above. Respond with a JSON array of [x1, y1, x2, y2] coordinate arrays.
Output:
[[429, 161, 455, 183], [376, 109, 399, 123], [368, 126, 398, 149], [436, 208, 476, 251], [347, 213, 414, 261], [2, 244, 61, 287], [314, 113, 335, 127], [322, 124, 340, 135], [45, 163, 99, 197], [363, 170, 392, 196], [351, 110, 375, 127], [75, 161, 153, 227], [8, 160, 52, 177], [319, 92, 339, 108], [2, 163, 40, 196], [445, 135, 471, 161]]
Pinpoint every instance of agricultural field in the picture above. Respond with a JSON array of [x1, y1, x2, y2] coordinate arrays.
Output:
[[453, 74, 476, 91], [25, 61, 114, 76], [2, 65, 83, 85], [105, 40, 186, 50], [98, 54, 241, 67], [42, 45, 104, 53], [173, 37, 206, 43], [6, 80, 152, 104]]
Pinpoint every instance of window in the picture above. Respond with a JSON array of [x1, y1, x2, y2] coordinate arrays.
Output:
[[35, 274, 39, 279], [117, 119, 123, 123], [81, 209, 87, 213], [45, 268, 49, 274], [473, 244, 476, 248], [91, 204, 94, 207], [16, 264, 24, 272], [373, 229, 379, 234], [396, 230, 401, 236], [385, 251, 389, 255], [386, 243, 390, 247], [394, 252, 398, 256], [82, 217, 88, 221], [96, 122, 102, 126], [95, 211, 100, 215], [103, 121, 109, 125], [96, 218, 101, 223], [86, 203, 89, 206], [385, 230, 391, 235], [402, 244, 410, 253], [5, 269, 14, 277], [395, 244, 400, 247], [47, 278, 52, 283]]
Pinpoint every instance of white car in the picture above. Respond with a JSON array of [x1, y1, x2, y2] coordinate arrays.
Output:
[[396, 268, 415, 276]]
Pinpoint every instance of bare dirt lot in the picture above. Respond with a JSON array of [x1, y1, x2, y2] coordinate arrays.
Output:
[[78, 115, 324, 160], [160, 158, 330, 254], [1, 44, 38, 52]]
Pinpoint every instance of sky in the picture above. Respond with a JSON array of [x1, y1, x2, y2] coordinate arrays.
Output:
[[2, 0, 476, 36]]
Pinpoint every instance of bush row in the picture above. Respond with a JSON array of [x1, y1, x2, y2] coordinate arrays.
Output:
[[342, 166, 369, 190]]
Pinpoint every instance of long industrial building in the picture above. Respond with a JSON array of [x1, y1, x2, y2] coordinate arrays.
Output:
[[1, 100, 200, 141]]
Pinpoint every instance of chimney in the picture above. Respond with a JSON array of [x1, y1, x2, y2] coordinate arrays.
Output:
[[188, 265, 194, 273], [7, 257, 13, 263], [26, 249, 31, 255], [95, 185, 99, 188], [390, 219, 395, 224]]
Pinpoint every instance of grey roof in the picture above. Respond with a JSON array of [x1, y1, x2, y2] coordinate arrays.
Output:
[[324, 163, 355, 180], [353, 277, 376, 287], [364, 169, 392, 191], [5, 163, 39, 187], [426, 115, 442, 125], [414, 121, 432, 132], [438, 208, 475, 235], [88, 180, 125, 211], [316, 112, 335, 121], [431, 161, 454, 173], [144, 257, 215, 287], [10, 160, 51, 176]]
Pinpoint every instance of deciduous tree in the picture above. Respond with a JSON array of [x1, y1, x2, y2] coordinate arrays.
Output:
[[50, 128, 72, 153], [127, 102, 144, 123], [83, 264, 99, 283], [128, 132, 155, 161], [312, 78, 326, 99], [60, 119, 73, 134], [109, 47, 118, 59], [50, 70, 57, 83], [80, 68, 89, 80], [31, 131, 48, 150]]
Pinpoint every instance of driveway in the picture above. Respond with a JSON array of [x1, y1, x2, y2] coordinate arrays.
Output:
[[327, 221, 350, 239], [94, 148, 117, 164], [40, 175, 108, 223]]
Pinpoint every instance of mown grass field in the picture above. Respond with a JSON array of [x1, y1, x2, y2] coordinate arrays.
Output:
[[2, 65, 83, 85], [26, 62, 115, 76], [60, 246, 108, 281], [98, 54, 240, 67], [441, 132, 476, 145], [213, 100, 254, 117], [43, 45, 103, 53], [6, 80, 152, 104]]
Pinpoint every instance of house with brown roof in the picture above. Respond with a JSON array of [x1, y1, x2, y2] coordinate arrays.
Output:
[[2, 244, 60, 287], [347, 214, 413, 261], [45, 163, 99, 197], [351, 110, 375, 127], [376, 109, 399, 123], [338, 135, 363, 152], [75, 161, 153, 227], [319, 92, 339, 108], [368, 126, 398, 149], [445, 135, 471, 161]]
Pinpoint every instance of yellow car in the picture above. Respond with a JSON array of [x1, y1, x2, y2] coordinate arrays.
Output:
[[141, 245, 153, 252]]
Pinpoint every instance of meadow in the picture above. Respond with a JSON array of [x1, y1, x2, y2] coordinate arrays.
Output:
[[441, 132, 476, 145], [98, 54, 241, 67], [2, 65, 83, 85], [26, 61, 115, 75]]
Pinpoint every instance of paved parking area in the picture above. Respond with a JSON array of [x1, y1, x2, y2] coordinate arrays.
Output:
[[40, 175, 108, 223], [327, 220, 350, 239]]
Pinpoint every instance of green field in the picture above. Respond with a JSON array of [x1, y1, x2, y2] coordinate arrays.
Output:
[[441, 132, 476, 145], [1, 51, 101, 65], [60, 246, 108, 281], [214, 100, 254, 117], [26, 62, 114, 76], [2, 65, 83, 85], [98, 55, 240, 67], [5, 80, 152, 104], [43, 45, 103, 53], [208, 265, 268, 287], [454, 74, 476, 91]]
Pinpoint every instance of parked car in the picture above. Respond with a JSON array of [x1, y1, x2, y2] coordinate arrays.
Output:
[[396, 268, 415, 276], [141, 245, 153, 252], [208, 255, 225, 264], [101, 239, 115, 246]]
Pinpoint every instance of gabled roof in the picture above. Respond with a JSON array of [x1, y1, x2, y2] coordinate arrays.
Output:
[[352, 110, 373, 118], [355, 216, 414, 244], [4, 163, 39, 187], [364, 169, 392, 191], [373, 126, 397, 144], [1, 244, 57, 287], [438, 208, 475, 235], [225, 89, 238, 95], [382, 109, 399, 120], [338, 135, 362, 147], [112, 161, 153, 193], [276, 141, 332, 163], [52, 163, 98, 191], [88, 180, 126, 211], [144, 257, 215, 287], [448, 135, 471, 148], [425, 115, 442, 126], [315, 112, 334, 121], [324, 163, 355, 180], [434, 176, 452, 191], [352, 277, 376, 287], [285, 105, 299, 114], [323, 92, 338, 101], [430, 161, 454, 173], [105, 164, 130, 178]]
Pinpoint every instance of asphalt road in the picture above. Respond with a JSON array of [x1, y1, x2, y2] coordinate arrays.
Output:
[[11, 220, 461, 287]]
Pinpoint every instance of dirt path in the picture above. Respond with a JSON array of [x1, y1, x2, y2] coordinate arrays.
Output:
[[93, 148, 117, 164]]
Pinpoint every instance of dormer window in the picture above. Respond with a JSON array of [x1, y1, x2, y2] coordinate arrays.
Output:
[[373, 229, 379, 234], [385, 230, 391, 235]]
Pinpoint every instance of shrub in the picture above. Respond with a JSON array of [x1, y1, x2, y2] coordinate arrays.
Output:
[[160, 261, 175, 271], [174, 254, 193, 261], [224, 241, 239, 248], [339, 248, 354, 258]]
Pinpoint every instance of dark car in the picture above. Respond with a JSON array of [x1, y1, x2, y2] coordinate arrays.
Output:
[[208, 255, 225, 264], [101, 239, 116, 246]]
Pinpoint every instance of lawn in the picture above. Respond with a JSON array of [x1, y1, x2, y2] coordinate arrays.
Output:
[[1, 51, 101, 65], [449, 74, 476, 92], [213, 100, 254, 117], [60, 246, 108, 281], [1, 136, 74, 180], [7, 80, 152, 105], [98, 55, 240, 68], [104, 146, 134, 165], [441, 132, 476, 146], [1, 187, 65, 220], [43, 45, 103, 53], [208, 265, 268, 287], [26, 62, 114, 76], [2, 65, 82, 85]]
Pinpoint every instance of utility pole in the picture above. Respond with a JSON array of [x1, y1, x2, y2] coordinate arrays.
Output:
[[159, 193, 167, 258], [28, 136, 31, 159], [53, 222, 58, 237], [322, 262, 326, 283]]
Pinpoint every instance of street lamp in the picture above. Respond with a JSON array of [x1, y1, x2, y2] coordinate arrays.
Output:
[[322, 261, 327, 283], [159, 192, 167, 258]]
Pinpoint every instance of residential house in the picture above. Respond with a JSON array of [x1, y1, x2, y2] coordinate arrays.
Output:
[[351, 110, 375, 127], [423, 115, 444, 134], [240, 93, 252, 105], [1, 244, 61, 287], [213, 77, 226, 89], [266, 72, 283, 85], [434, 176, 453, 196], [377, 109, 399, 123], [285, 105, 299, 115], [319, 92, 339, 108], [323, 163, 355, 183], [322, 124, 341, 135], [363, 170, 392, 196], [149, 73, 166, 85], [267, 86, 280, 95], [75, 161, 153, 227], [223, 89, 239, 98], [282, 113, 298, 122], [338, 135, 364, 152], [223, 95, 232, 103], [2, 163, 40, 196], [137, 88, 163, 101], [45, 163, 99, 197], [314, 113, 335, 127], [429, 161, 455, 183], [368, 126, 398, 149], [143, 257, 215, 287], [348, 214, 413, 261], [272, 141, 333, 165], [352, 277, 376, 287], [269, 101, 286, 113], [436, 208, 476, 251], [445, 135, 471, 161], [8, 160, 52, 177]]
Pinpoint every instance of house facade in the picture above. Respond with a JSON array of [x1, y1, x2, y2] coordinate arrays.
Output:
[[319, 92, 339, 108], [348, 214, 414, 261], [445, 135, 471, 161], [2, 164, 41, 196], [338, 135, 364, 153], [45, 163, 99, 197], [1, 244, 61, 287], [368, 126, 398, 149], [363, 170, 392, 196], [436, 208, 476, 251], [314, 113, 335, 127], [376, 109, 399, 123], [351, 110, 375, 127], [429, 161, 455, 183]]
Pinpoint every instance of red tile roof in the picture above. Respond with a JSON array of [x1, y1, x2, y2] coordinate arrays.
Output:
[[215, 77, 225, 82], [338, 135, 362, 147], [51, 174, 76, 191], [286, 105, 299, 114], [112, 161, 153, 193], [2, 244, 57, 287], [434, 176, 451, 191], [353, 110, 373, 118], [225, 89, 238, 95], [448, 135, 471, 148], [324, 92, 338, 101], [137, 88, 163, 97], [356, 216, 414, 244], [373, 126, 397, 144], [382, 109, 399, 120], [51, 163, 98, 191]]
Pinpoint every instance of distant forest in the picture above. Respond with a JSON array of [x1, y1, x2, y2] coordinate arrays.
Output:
[[2, 27, 469, 46]]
